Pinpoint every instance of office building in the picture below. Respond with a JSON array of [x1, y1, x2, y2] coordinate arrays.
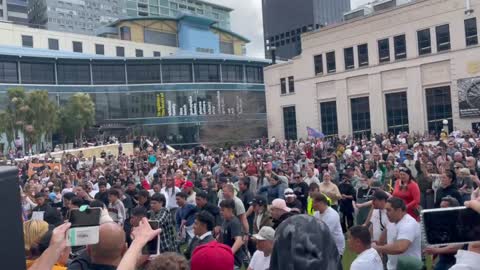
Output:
[[262, 0, 350, 59], [0, 15, 266, 148], [0, 0, 29, 24], [28, 0, 126, 35], [125, 0, 232, 30], [264, 0, 480, 139]]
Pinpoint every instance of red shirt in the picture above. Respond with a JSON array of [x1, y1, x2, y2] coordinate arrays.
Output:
[[246, 164, 257, 176], [175, 178, 185, 188], [392, 179, 421, 221]]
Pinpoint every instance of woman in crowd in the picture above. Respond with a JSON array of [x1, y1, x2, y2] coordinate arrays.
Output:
[[416, 160, 434, 209], [435, 170, 463, 208], [319, 172, 342, 211], [392, 166, 421, 220]]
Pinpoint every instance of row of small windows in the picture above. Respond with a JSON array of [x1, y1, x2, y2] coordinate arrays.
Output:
[[266, 24, 321, 48], [0, 61, 264, 85], [313, 18, 478, 75], [284, 86, 452, 139], [21, 35, 161, 57]]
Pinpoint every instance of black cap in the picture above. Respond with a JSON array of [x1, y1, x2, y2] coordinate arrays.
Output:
[[250, 195, 267, 206]]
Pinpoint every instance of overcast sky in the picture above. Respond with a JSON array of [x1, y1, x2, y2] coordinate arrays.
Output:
[[215, 0, 371, 58]]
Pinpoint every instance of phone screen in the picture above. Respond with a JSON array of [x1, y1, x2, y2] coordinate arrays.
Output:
[[142, 220, 160, 255], [422, 207, 480, 246], [68, 208, 101, 227]]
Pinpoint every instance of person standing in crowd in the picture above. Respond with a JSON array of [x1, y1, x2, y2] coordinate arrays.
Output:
[[185, 211, 216, 260], [392, 167, 421, 221], [222, 183, 249, 235], [175, 192, 197, 244], [219, 199, 247, 270], [195, 191, 222, 234], [416, 160, 434, 210], [373, 197, 422, 270], [270, 198, 295, 229], [289, 172, 309, 209], [183, 181, 196, 206], [108, 189, 126, 226], [250, 195, 272, 234], [319, 171, 342, 210], [161, 177, 181, 217], [258, 173, 285, 203], [435, 170, 463, 208], [355, 177, 374, 225], [312, 192, 345, 265], [149, 193, 178, 253], [31, 192, 62, 226], [284, 188, 303, 213], [403, 150, 418, 178], [303, 168, 321, 186], [349, 225, 383, 270], [338, 174, 355, 232], [364, 190, 390, 243], [247, 226, 275, 270]]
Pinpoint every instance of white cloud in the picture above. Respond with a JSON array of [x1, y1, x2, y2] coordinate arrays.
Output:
[[215, 0, 372, 58]]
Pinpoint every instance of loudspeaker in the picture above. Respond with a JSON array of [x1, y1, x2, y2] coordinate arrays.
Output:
[[0, 166, 26, 270]]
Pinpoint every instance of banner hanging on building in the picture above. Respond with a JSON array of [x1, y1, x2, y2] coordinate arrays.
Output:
[[458, 77, 480, 118]]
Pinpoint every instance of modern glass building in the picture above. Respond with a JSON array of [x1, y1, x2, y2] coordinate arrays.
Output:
[[0, 47, 268, 146]]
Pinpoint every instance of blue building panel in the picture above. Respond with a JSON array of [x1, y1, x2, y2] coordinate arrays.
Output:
[[178, 21, 220, 54]]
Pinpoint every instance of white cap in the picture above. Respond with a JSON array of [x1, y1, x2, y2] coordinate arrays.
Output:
[[253, 226, 275, 241]]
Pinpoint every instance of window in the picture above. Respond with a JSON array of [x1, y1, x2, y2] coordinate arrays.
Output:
[[116, 46, 125, 57], [120, 26, 131, 40], [194, 64, 220, 82], [314, 54, 323, 75], [127, 63, 161, 83], [162, 64, 192, 83], [417, 29, 431, 55], [394, 35, 407, 60], [57, 63, 91, 84], [320, 101, 338, 136], [222, 65, 243, 82], [20, 62, 55, 84], [135, 49, 143, 57], [280, 78, 286, 94], [326, 51, 336, 73], [92, 63, 126, 84], [426, 86, 453, 133], [378, 38, 390, 63], [283, 106, 297, 140], [246, 66, 263, 83], [22, 35, 33, 47], [72, 41, 83, 53], [288, 76, 294, 93], [351, 97, 371, 137], [144, 30, 177, 47], [0, 61, 18, 83], [358, 44, 369, 67], [220, 41, 234, 54], [465, 18, 478, 46], [48, 38, 59, 50], [386, 92, 409, 134], [344, 47, 354, 70], [95, 44, 104, 55], [153, 51, 161, 57], [436, 24, 451, 51]]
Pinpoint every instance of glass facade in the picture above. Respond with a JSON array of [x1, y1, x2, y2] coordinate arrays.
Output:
[[426, 86, 453, 133], [385, 92, 409, 134], [0, 55, 267, 146], [320, 101, 338, 136], [351, 97, 371, 137], [283, 106, 297, 140]]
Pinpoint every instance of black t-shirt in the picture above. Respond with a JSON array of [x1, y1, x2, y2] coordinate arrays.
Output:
[[338, 181, 355, 213], [222, 216, 246, 266], [289, 182, 309, 209]]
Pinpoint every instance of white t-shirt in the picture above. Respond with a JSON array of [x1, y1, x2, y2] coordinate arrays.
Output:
[[248, 250, 271, 270], [314, 207, 345, 255], [371, 209, 389, 242], [161, 187, 181, 209], [351, 247, 383, 270], [387, 214, 422, 270]]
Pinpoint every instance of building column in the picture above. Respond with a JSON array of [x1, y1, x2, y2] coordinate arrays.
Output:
[[369, 73, 386, 134], [336, 79, 350, 136], [406, 66, 426, 133]]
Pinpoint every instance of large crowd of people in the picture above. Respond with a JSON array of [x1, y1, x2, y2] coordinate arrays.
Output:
[[18, 132, 480, 270]]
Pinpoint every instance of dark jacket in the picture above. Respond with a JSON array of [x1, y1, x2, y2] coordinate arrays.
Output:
[[184, 233, 215, 260], [435, 184, 463, 208], [31, 203, 62, 226], [272, 211, 296, 230], [198, 203, 222, 227], [176, 204, 197, 230], [258, 183, 286, 204]]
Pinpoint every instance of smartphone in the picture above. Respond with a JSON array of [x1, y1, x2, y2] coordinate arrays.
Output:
[[142, 220, 160, 255], [421, 206, 480, 246], [66, 207, 101, 246]]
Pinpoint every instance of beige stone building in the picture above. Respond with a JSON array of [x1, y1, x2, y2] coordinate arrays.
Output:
[[264, 0, 480, 139]]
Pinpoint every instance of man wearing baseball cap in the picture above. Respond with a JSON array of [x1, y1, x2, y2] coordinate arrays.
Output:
[[248, 226, 275, 270], [183, 181, 196, 206], [284, 188, 303, 213], [271, 198, 295, 229]]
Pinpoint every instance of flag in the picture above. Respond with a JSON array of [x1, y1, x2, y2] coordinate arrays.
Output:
[[307, 127, 325, 139]]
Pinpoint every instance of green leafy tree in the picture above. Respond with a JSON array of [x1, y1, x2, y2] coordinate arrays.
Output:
[[0, 87, 29, 150], [25, 90, 59, 151], [60, 93, 95, 143]]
